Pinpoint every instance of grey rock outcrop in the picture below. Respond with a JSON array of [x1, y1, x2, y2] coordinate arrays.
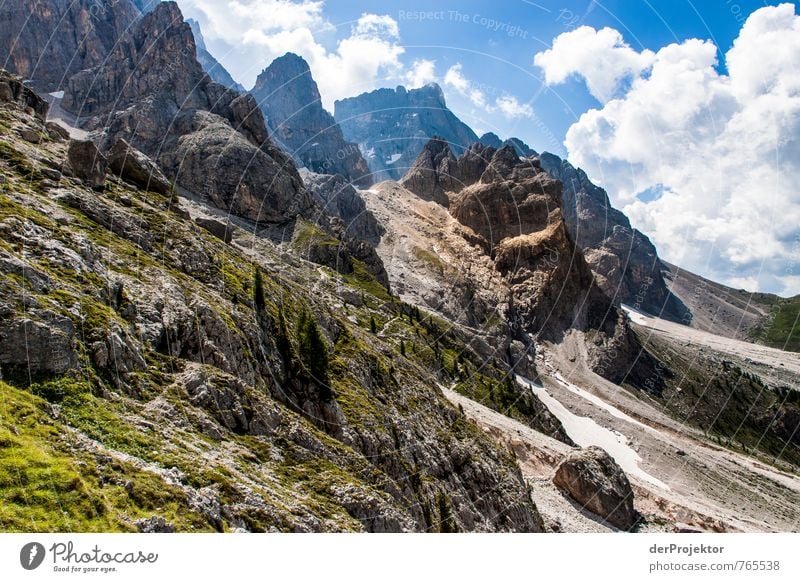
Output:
[[335, 84, 478, 182], [301, 171, 384, 245], [251, 53, 370, 186], [108, 139, 171, 194], [66, 140, 107, 189], [0, 70, 49, 120], [0, 312, 78, 376], [553, 446, 637, 530]]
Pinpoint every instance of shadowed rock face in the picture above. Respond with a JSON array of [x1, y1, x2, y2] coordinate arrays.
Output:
[[0, 0, 140, 93], [334, 84, 478, 182], [538, 152, 689, 322], [251, 53, 370, 186], [60, 2, 312, 225], [553, 446, 637, 530]]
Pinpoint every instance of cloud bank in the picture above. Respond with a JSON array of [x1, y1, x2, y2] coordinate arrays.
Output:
[[535, 3, 800, 295]]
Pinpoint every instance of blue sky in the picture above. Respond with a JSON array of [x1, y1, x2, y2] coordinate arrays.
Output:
[[176, 1, 800, 295], [179, 0, 794, 155]]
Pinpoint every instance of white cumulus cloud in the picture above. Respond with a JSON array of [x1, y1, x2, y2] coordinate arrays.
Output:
[[444, 63, 533, 119], [404, 59, 437, 88], [533, 25, 655, 103], [176, 1, 405, 109], [535, 3, 800, 295]]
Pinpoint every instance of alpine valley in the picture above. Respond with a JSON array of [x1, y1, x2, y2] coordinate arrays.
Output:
[[0, 0, 798, 534]]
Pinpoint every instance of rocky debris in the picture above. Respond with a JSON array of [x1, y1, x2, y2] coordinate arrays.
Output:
[[66, 140, 108, 189], [302, 171, 384, 245], [0, 1, 139, 93], [0, 69, 49, 119], [195, 217, 232, 244], [538, 152, 689, 322], [135, 516, 175, 533], [335, 84, 478, 181], [252, 53, 371, 186], [553, 446, 637, 530], [0, 311, 78, 376], [187, 19, 245, 93], [107, 139, 171, 195]]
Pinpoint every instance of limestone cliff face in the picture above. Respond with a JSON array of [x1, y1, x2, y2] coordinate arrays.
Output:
[[335, 84, 478, 181], [0, 0, 140, 92], [447, 146, 611, 337], [251, 53, 370, 186], [61, 2, 312, 225], [538, 152, 689, 322]]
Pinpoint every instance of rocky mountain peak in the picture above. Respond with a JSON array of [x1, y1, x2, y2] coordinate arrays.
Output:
[[251, 52, 371, 186], [334, 83, 478, 181]]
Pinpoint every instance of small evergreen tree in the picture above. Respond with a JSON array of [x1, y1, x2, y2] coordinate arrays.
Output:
[[297, 310, 331, 399], [370, 315, 377, 334], [400, 339, 406, 357], [253, 268, 265, 313]]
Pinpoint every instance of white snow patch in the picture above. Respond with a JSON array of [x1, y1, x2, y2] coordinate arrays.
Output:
[[621, 304, 649, 325], [49, 91, 65, 99], [517, 375, 669, 490], [387, 153, 402, 164]]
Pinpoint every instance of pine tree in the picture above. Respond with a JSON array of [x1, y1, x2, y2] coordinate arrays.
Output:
[[253, 267, 265, 313], [297, 310, 331, 399], [370, 315, 377, 334], [400, 339, 406, 357]]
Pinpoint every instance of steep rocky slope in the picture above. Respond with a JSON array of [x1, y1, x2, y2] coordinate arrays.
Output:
[[251, 54, 370, 186], [334, 84, 478, 181], [0, 72, 543, 533]]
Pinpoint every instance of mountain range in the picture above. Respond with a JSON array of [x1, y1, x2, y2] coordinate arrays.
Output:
[[0, 0, 798, 534]]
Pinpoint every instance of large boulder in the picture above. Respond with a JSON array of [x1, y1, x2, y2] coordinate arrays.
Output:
[[553, 446, 637, 530], [66, 140, 107, 189], [0, 312, 78, 376], [164, 111, 312, 225], [108, 139, 171, 194]]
